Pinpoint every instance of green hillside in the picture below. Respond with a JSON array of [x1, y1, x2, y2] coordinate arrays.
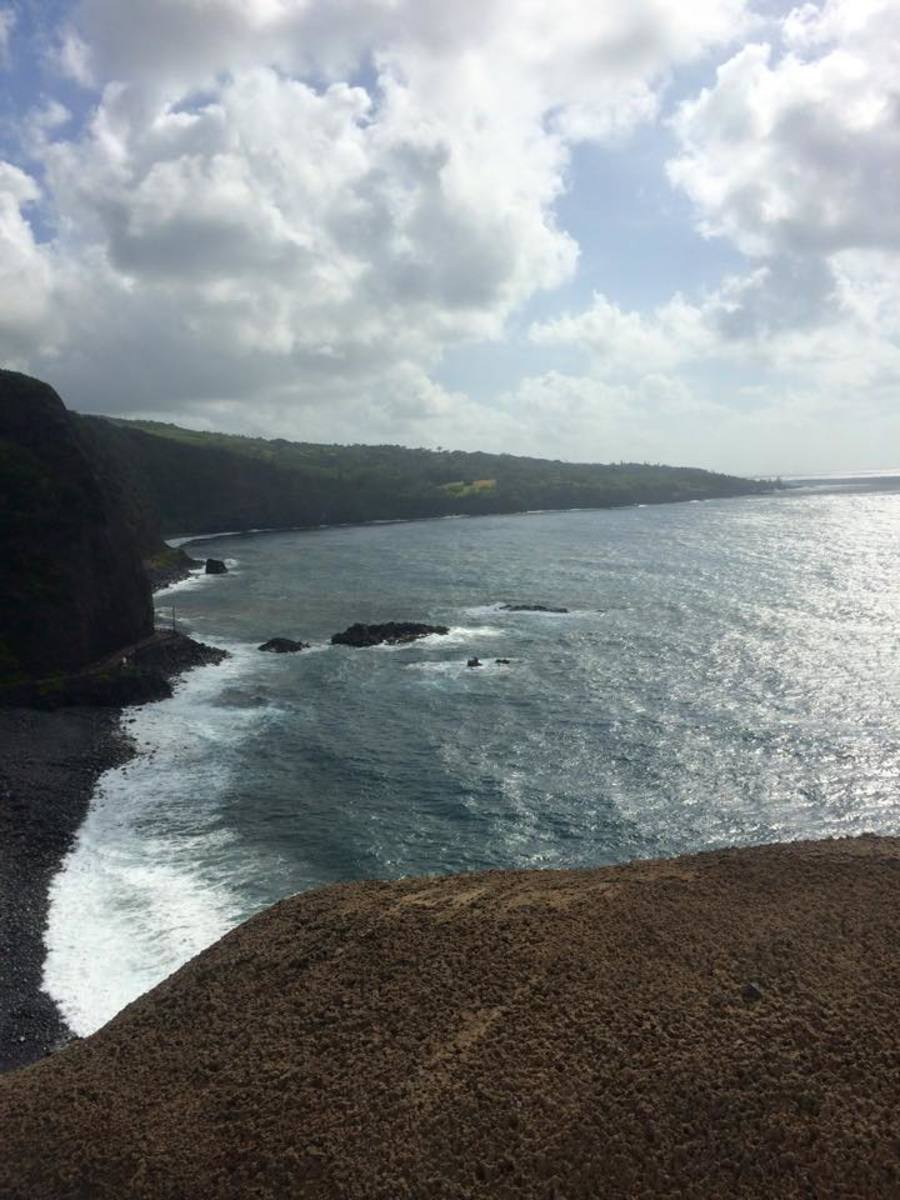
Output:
[[75, 415, 769, 537]]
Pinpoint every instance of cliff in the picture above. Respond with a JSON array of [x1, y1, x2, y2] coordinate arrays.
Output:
[[1, 835, 897, 1198], [0, 371, 154, 683]]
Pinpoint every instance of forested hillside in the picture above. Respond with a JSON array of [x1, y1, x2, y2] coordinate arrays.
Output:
[[76, 416, 768, 537]]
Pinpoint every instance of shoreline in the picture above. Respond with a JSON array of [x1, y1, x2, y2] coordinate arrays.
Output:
[[0, 708, 135, 1072], [160, 488, 773, 551], [0, 630, 228, 1074]]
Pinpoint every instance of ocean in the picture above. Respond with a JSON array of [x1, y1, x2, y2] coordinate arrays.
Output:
[[44, 484, 900, 1035]]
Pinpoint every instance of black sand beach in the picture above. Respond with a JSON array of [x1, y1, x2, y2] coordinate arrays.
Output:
[[0, 630, 226, 1073], [0, 707, 134, 1071]]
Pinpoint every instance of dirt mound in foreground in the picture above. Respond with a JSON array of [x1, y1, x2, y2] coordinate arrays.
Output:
[[2, 836, 900, 1198]]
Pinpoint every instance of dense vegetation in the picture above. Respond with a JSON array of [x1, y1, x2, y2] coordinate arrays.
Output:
[[77, 416, 769, 537]]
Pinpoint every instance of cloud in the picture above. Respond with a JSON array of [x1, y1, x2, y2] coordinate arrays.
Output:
[[0, 7, 14, 68], [0, 164, 60, 362], [511, 0, 900, 471], [669, 25, 900, 259], [665, 0, 900, 391], [2, 0, 749, 436], [8, 0, 896, 474], [530, 292, 714, 376]]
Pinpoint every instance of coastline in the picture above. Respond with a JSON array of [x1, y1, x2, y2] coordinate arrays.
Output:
[[0, 707, 135, 1071], [159, 487, 774, 552], [0, 622, 227, 1074]]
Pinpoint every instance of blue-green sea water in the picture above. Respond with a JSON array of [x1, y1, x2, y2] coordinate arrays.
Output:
[[44, 485, 900, 1032]]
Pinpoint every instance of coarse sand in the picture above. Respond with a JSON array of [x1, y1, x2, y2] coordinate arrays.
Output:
[[2, 835, 899, 1198]]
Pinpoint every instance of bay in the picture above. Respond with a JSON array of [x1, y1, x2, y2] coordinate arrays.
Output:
[[44, 487, 900, 1033]]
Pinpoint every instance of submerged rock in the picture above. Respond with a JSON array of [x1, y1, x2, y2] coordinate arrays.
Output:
[[258, 638, 309, 654], [331, 621, 449, 647], [467, 656, 483, 668], [204, 558, 228, 575], [499, 603, 568, 613]]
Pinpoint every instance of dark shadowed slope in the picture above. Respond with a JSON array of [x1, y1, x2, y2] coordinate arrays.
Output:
[[0, 371, 153, 683], [2, 836, 899, 1198]]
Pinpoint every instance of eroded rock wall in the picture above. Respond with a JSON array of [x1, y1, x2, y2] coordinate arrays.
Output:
[[0, 370, 153, 681]]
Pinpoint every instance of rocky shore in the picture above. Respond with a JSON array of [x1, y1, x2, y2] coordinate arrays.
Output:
[[0, 632, 227, 1073], [0, 707, 132, 1071], [2, 835, 899, 1197]]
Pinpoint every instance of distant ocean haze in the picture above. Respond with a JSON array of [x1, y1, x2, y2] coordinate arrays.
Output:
[[44, 490, 900, 1034]]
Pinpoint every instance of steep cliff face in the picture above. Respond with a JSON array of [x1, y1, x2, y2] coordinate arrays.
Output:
[[0, 371, 154, 682]]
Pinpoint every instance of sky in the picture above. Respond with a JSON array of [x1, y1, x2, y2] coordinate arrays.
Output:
[[0, 0, 898, 475]]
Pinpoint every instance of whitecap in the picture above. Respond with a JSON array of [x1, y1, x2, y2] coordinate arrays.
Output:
[[153, 569, 207, 597], [368, 625, 503, 651], [42, 645, 265, 1036]]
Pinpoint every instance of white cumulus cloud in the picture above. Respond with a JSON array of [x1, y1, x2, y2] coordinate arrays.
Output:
[[4, 0, 748, 439]]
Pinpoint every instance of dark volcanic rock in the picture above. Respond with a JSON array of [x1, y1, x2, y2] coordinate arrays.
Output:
[[258, 638, 309, 653], [331, 621, 449, 647], [467, 656, 483, 668], [145, 549, 199, 592], [204, 558, 228, 575], [499, 603, 569, 613], [0, 633, 229, 711], [129, 631, 229, 677], [0, 371, 154, 682]]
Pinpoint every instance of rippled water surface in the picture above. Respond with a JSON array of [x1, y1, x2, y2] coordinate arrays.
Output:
[[45, 489, 900, 1031]]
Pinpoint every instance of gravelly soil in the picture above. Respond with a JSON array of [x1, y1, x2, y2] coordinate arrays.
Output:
[[2, 835, 899, 1198]]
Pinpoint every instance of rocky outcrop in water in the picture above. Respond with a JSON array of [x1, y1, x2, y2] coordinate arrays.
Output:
[[258, 638, 309, 653], [331, 621, 449, 647], [204, 558, 228, 575], [0, 371, 154, 684], [499, 603, 569, 613]]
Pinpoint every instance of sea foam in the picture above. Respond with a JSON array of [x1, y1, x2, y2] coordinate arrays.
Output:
[[42, 645, 261, 1036]]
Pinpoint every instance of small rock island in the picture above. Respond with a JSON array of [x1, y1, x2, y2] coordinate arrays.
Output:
[[257, 638, 310, 653], [331, 621, 450, 647]]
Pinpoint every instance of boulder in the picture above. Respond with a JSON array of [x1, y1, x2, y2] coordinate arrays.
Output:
[[331, 622, 449, 647], [499, 603, 568, 613], [258, 638, 309, 654], [467, 656, 483, 668], [204, 558, 228, 575]]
